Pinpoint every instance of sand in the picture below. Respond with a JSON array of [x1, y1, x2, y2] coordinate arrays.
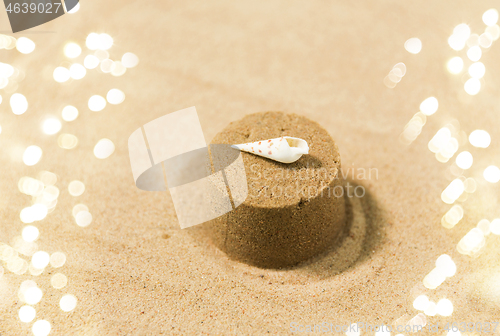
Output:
[[1, 1, 500, 335], [205, 112, 347, 268]]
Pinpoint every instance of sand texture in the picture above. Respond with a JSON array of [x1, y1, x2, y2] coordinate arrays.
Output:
[[1, 1, 500, 335]]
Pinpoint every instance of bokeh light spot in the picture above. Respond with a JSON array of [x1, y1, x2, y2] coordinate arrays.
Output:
[[469, 130, 490, 148], [75, 211, 92, 227], [22, 226, 39, 242], [32, 319, 51, 336], [19, 305, 36, 323], [94, 138, 115, 159], [51, 273, 68, 289], [42, 118, 62, 135], [484, 165, 500, 183], [420, 97, 438, 116], [60, 294, 77, 312], [50, 252, 66, 268], [68, 180, 85, 196], [464, 78, 481, 95], [106, 89, 125, 105], [64, 42, 81, 58], [122, 52, 139, 68], [16, 37, 35, 54], [10, 93, 28, 115], [23, 146, 42, 166], [62, 106, 78, 122], [88, 95, 106, 111], [404, 37, 422, 54], [447, 57, 463, 74], [53, 67, 70, 83]]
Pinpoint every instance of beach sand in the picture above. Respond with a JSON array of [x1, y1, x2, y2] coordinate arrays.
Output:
[[1, 0, 500, 335]]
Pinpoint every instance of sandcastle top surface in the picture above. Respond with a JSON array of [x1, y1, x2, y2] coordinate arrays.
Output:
[[211, 112, 342, 208]]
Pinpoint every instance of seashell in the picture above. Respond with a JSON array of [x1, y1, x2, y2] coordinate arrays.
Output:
[[231, 136, 309, 163]]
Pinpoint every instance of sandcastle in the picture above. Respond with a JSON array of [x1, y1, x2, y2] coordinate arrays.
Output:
[[206, 111, 348, 268]]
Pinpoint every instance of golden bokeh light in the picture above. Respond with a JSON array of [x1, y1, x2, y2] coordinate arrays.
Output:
[[457, 228, 485, 256], [436, 299, 453, 317], [436, 254, 456, 277], [424, 302, 437, 316], [468, 62, 485, 78], [466, 46, 482, 62], [469, 130, 490, 148], [121, 52, 139, 68], [94, 138, 115, 159], [51, 273, 68, 289], [97, 33, 113, 50], [53, 66, 71, 83], [50, 252, 66, 268], [88, 95, 106, 111], [111, 61, 126, 76], [29, 263, 44, 276], [31, 251, 50, 269], [83, 55, 100, 69], [446, 56, 463, 74], [466, 33, 479, 47], [100, 59, 116, 73], [75, 211, 92, 227], [464, 177, 477, 193], [441, 205, 464, 229], [483, 165, 500, 183], [42, 118, 62, 135], [68, 180, 85, 196], [19, 305, 36, 323], [32, 319, 51, 336], [18, 176, 44, 196], [464, 78, 481, 95], [66, 2, 80, 13], [490, 219, 500, 235], [42, 185, 60, 202], [0, 62, 14, 77], [31, 204, 48, 221], [64, 42, 82, 58], [106, 89, 125, 105], [10, 93, 28, 115], [62, 105, 79, 122], [22, 225, 39, 242], [16, 37, 35, 54], [485, 25, 500, 40], [477, 219, 491, 235], [454, 23, 471, 40], [86, 33, 100, 50], [420, 97, 438, 116], [69, 63, 86, 80], [423, 267, 446, 289], [94, 49, 109, 61], [404, 37, 422, 54], [483, 9, 499, 26], [38, 171, 57, 186], [57, 133, 78, 149], [455, 151, 473, 169], [60, 294, 77, 312], [479, 33, 493, 48], [23, 145, 42, 166], [72, 204, 89, 217], [441, 179, 464, 204], [413, 295, 430, 311]]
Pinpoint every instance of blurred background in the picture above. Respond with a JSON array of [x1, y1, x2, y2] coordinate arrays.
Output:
[[1, 1, 500, 335]]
